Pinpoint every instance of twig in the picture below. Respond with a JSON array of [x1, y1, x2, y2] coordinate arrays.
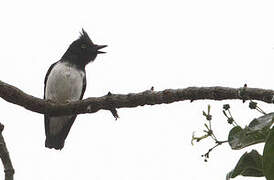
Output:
[[0, 123, 14, 180]]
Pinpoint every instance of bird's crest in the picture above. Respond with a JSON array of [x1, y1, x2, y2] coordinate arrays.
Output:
[[79, 29, 93, 45]]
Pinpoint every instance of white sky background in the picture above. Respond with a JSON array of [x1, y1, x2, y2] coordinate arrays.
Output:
[[0, 0, 273, 179]]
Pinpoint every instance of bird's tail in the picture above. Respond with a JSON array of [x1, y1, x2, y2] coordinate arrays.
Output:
[[45, 135, 65, 150], [44, 115, 76, 150]]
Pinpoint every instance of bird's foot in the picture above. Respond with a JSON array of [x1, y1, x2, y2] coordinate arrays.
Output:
[[45, 99, 56, 104], [65, 100, 73, 104]]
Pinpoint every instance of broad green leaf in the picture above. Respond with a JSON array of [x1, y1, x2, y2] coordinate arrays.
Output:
[[226, 150, 264, 179], [228, 113, 274, 150], [228, 126, 266, 150], [228, 126, 243, 149], [249, 113, 274, 131], [263, 127, 274, 180]]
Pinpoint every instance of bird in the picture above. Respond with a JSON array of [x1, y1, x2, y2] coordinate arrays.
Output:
[[44, 29, 107, 150]]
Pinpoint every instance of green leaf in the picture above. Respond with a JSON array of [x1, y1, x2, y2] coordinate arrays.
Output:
[[228, 113, 274, 150], [263, 127, 274, 180], [228, 126, 266, 150], [226, 150, 264, 179], [249, 112, 274, 131], [228, 126, 243, 149]]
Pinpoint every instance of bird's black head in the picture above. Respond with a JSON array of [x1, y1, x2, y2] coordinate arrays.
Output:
[[62, 29, 107, 69]]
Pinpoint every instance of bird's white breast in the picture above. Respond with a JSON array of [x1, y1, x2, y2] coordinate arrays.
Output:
[[45, 62, 85, 135], [45, 62, 85, 103]]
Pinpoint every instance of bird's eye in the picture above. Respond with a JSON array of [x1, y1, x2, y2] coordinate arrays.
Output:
[[81, 44, 87, 49]]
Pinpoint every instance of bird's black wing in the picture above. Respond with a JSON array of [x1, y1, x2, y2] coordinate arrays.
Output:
[[44, 62, 57, 138], [43, 62, 57, 99]]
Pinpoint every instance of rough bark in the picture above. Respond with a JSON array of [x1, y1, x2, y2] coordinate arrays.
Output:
[[0, 123, 14, 180], [0, 80, 274, 116]]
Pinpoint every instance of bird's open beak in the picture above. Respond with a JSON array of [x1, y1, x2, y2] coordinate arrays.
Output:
[[96, 45, 107, 54]]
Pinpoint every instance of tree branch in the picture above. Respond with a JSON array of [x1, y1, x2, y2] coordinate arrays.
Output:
[[0, 123, 14, 180], [0, 80, 274, 116]]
